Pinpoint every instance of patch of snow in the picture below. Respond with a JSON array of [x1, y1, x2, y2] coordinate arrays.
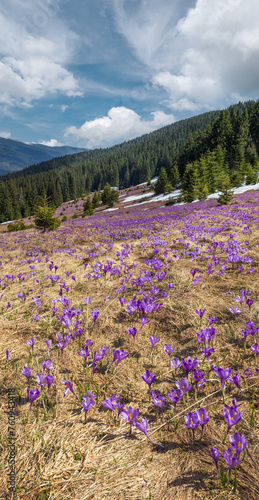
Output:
[[122, 192, 154, 203], [207, 182, 259, 200], [104, 207, 119, 212], [232, 182, 259, 194]]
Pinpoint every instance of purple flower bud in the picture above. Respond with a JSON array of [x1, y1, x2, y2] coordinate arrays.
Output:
[[210, 447, 220, 472]]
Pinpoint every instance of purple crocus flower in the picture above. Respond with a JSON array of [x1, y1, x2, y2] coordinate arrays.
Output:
[[91, 308, 99, 322], [91, 350, 103, 365], [256, 368, 259, 375], [195, 407, 209, 437], [182, 356, 199, 379], [214, 366, 231, 395], [184, 411, 199, 441], [196, 308, 206, 322], [99, 346, 109, 357], [45, 375, 54, 394], [251, 343, 259, 357], [229, 432, 248, 454], [84, 296, 91, 305], [27, 338, 35, 351], [244, 368, 253, 378], [140, 316, 150, 329], [41, 360, 53, 375], [196, 330, 206, 346], [102, 393, 123, 416], [81, 391, 96, 422], [246, 298, 253, 310], [21, 366, 31, 383], [150, 390, 165, 419], [78, 346, 91, 365], [149, 335, 160, 352], [167, 388, 182, 414], [61, 380, 79, 401], [175, 378, 192, 395], [224, 398, 242, 412], [108, 348, 129, 371], [229, 306, 242, 315], [205, 327, 216, 346], [170, 358, 181, 373], [142, 369, 156, 390], [56, 335, 70, 356], [228, 373, 244, 393], [17, 292, 26, 302], [127, 326, 137, 341], [164, 344, 175, 357], [208, 316, 217, 326], [192, 369, 206, 391], [27, 387, 41, 412], [210, 447, 220, 472], [120, 405, 139, 433], [190, 269, 197, 277], [6, 349, 11, 361], [201, 347, 214, 364], [119, 297, 126, 307], [36, 372, 47, 387], [223, 406, 242, 434], [223, 447, 242, 480], [134, 417, 163, 447]]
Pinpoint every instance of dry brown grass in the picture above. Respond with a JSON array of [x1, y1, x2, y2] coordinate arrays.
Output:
[[0, 202, 259, 500]]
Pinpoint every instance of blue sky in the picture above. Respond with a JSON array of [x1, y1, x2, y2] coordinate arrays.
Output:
[[0, 0, 259, 149]]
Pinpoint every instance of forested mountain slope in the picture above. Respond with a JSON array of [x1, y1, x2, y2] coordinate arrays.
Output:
[[0, 137, 86, 176], [0, 100, 258, 223]]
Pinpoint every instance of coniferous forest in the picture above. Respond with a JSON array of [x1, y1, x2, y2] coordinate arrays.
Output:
[[0, 100, 258, 223]]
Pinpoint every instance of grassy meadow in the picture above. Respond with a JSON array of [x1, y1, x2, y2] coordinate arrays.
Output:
[[1, 187, 259, 499]]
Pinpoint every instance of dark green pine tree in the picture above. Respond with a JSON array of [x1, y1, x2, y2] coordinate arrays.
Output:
[[62, 173, 70, 201], [101, 183, 119, 206], [123, 166, 130, 188], [1, 184, 15, 221], [92, 191, 100, 208], [169, 161, 180, 188], [83, 196, 93, 216], [154, 167, 172, 195], [182, 163, 199, 202], [8, 180, 22, 219]]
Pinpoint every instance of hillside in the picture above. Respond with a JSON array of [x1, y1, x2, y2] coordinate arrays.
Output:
[[0, 189, 258, 499], [0, 137, 86, 176], [0, 100, 259, 223], [0, 110, 221, 222]]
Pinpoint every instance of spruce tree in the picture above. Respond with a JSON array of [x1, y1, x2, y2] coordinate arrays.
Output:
[[169, 162, 180, 188], [154, 168, 172, 195], [83, 196, 94, 216], [92, 191, 100, 208], [34, 194, 61, 232]]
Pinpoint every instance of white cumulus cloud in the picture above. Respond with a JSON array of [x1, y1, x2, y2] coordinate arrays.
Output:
[[36, 139, 64, 147], [0, 130, 11, 138], [151, 0, 259, 109], [65, 106, 175, 148], [0, 1, 81, 106]]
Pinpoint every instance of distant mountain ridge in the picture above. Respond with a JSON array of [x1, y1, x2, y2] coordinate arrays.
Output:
[[0, 137, 87, 175]]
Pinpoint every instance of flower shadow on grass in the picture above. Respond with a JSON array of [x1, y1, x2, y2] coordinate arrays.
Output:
[[168, 469, 210, 489]]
